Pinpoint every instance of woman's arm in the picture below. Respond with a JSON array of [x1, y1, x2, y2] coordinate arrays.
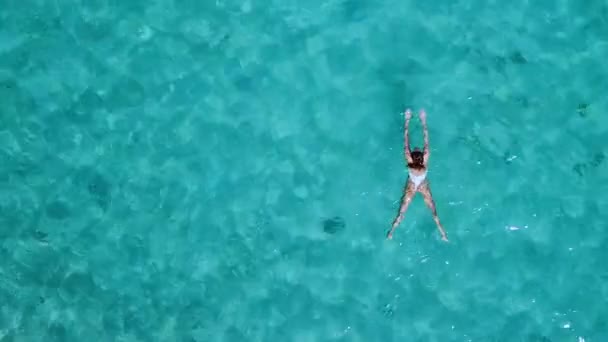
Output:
[[404, 109, 413, 164], [419, 109, 430, 164]]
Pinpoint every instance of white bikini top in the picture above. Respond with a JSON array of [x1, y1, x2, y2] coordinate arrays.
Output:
[[409, 170, 427, 189]]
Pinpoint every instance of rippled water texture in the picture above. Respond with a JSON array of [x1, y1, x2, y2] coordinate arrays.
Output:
[[1, 0, 607, 341]]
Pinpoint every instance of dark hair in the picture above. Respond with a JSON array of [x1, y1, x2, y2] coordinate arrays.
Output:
[[408, 150, 425, 169]]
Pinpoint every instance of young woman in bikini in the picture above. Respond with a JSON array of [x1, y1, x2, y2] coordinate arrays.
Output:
[[387, 108, 449, 242]]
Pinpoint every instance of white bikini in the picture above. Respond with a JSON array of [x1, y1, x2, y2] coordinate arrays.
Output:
[[409, 170, 427, 190]]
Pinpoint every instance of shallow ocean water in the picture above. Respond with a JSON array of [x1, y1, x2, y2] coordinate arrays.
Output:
[[1, 0, 607, 341]]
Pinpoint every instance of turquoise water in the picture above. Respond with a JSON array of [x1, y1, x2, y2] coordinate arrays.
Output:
[[1, 0, 607, 340]]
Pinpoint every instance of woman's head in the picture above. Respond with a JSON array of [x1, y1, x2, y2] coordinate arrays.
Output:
[[408, 148, 425, 169]]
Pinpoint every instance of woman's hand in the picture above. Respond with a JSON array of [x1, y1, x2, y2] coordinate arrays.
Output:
[[419, 109, 427, 123]]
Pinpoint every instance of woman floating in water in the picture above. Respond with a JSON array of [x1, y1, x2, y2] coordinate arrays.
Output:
[[387, 109, 448, 242]]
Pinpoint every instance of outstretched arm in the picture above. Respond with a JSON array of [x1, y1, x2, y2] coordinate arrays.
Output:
[[419, 109, 430, 164], [404, 109, 413, 164]]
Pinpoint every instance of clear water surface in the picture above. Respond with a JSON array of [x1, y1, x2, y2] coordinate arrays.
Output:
[[1, 0, 607, 341]]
